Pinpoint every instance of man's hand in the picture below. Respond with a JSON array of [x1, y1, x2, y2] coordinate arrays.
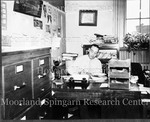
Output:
[[85, 72, 93, 79], [78, 70, 92, 79]]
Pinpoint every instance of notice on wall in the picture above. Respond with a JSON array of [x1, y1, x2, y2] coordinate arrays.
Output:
[[47, 5, 53, 24], [52, 8, 58, 26], [34, 18, 43, 29], [46, 25, 51, 34], [2, 35, 11, 46], [1, 2, 7, 30], [57, 27, 61, 37]]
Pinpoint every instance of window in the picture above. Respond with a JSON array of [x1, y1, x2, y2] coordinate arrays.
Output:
[[126, 0, 150, 34]]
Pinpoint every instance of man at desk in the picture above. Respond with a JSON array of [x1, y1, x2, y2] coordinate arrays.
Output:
[[67, 44, 103, 119], [67, 44, 102, 76]]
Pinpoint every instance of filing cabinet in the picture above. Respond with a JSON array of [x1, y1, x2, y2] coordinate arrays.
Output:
[[33, 56, 51, 99], [2, 48, 52, 120], [2, 61, 32, 119], [4, 61, 32, 93]]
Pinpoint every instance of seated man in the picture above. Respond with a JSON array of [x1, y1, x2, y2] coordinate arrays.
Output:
[[67, 44, 102, 76], [67, 44, 104, 119]]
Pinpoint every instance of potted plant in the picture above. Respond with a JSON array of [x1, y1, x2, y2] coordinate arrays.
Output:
[[123, 33, 150, 52]]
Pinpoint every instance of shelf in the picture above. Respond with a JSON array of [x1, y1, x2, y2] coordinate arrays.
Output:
[[109, 73, 130, 78], [108, 59, 131, 90], [110, 83, 129, 90], [109, 78, 130, 81]]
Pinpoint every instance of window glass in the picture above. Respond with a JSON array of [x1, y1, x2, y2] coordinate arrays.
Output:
[[126, 20, 140, 33], [141, 0, 149, 18], [127, 0, 140, 18], [141, 19, 150, 33], [126, 0, 150, 34]]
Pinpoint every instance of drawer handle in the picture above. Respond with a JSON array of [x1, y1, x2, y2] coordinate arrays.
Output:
[[19, 103, 23, 106], [41, 88, 45, 91], [14, 82, 26, 91], [38, 72, 46, 79]]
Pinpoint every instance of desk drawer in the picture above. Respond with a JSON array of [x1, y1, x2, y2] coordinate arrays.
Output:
[[4, 61, 32, 93]]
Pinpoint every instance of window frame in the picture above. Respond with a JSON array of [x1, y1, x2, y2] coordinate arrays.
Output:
[[125, 0, 150, 34]]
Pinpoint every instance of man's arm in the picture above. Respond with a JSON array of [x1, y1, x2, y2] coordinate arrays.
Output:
[[90, 60, 103, 75], [67, 58, 82, 75]]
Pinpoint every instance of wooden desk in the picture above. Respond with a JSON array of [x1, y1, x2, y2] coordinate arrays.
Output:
[[50, 76, 150, 119], [50, 88, 144, 119]]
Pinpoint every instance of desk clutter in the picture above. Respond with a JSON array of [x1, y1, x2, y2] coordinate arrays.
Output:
[[52, 74, 107, 90], [53, 75, 90, 89], [52, 58, 150, 91]]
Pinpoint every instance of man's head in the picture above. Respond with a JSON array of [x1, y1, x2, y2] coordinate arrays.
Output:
[[88, 44, 99, 59]]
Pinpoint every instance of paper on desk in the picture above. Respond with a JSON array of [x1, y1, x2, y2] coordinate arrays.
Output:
[[141, 99, 150, 102], [54, 82, 63, 85], [53, 80, 63, 85], [91, 76, 107, 83], [70, 74, 89, 80], [100, 83, 108, 88], [74, 87, 82, 89], [139, 86, 150, 94]]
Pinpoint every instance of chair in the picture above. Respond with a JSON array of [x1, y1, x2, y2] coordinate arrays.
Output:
[[131, 63, 145, 84]]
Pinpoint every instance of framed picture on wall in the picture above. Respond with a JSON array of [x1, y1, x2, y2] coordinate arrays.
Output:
[[79, 10, 97, 26]]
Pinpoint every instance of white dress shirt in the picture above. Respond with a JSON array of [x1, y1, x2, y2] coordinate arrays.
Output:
[[67, 55, 102, 75]]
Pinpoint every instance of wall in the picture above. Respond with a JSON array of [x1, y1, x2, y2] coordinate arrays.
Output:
[[65, 0, 126, 56], [65, 0, 115, 56], [65, 0, 150, 69], [1, 0, 66, 56], [119, 50, 150, 70]]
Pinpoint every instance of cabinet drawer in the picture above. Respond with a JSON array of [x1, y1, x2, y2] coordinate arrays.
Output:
[[33, 66, 50, 86], [110, 83, 129, 90], [4, 61, 32, 93], [33, 56, 50, 99], [4, 86, 32, 119], [33, 56, 49, 70], [33, 65, 50, 81], [34, 79, 50, 99], [33, 56, 50, 80]]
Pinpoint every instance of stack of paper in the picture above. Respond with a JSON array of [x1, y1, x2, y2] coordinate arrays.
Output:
[[62, 53, 78, 61]]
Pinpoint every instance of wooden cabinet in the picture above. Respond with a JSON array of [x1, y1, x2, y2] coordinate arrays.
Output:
[[1, 48, 52, 120], [4, 61, 32, 93], [2, 61, 32, 119], [52, 89, 143, 119], [33, 56, 51, 99]]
